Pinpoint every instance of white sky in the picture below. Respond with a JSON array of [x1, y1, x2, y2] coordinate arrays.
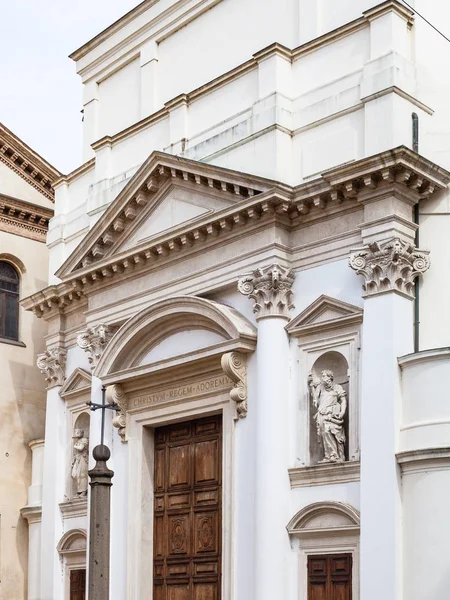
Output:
[[0, 0, 140, 174]]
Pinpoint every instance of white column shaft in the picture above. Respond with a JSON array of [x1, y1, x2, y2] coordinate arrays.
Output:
[[39, 387, 66, 600], [360, 293, 413, 600], [254, 317, 290, 600]]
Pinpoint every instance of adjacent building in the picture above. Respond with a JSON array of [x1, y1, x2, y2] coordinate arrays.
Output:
[[0, 122, 59, 599], [22, 1, 450, 599]]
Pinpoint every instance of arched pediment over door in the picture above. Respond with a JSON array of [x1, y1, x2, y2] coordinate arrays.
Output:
[[95, 295, 257, 433]]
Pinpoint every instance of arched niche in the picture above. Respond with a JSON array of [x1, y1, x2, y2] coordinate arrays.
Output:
[[96, 295, 257, 379], [73, 412, 90, 436], [287, 502, 360, 600], [309, 351, 349, 464]]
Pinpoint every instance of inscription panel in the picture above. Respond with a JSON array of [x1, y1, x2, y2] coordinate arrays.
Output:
[[131, 375, 232, 410]]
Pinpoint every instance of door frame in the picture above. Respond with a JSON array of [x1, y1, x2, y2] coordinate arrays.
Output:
[[126, 393, 235, 600]]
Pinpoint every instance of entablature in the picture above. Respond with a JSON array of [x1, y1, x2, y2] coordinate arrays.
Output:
[[22, 147, 450, 319]]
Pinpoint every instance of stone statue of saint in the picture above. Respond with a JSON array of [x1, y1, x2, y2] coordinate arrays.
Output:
[[308, 369, 347, 463], [71, 429, 89, 497]]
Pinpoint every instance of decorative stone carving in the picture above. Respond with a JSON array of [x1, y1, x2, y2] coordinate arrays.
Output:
[[349, 238, 430, 298], [106, 384, 128, 441], [77, 324, 116, 370], [71, 429, 89, 497], [221, 352, 248, 419], [238, 263, 295, 320], [308, 370, 347, 464], [36, 347, 67, 387]]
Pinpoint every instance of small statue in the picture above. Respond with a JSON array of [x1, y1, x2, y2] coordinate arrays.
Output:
[[308, 369, 347, 463], [71, 429, 89, 497]]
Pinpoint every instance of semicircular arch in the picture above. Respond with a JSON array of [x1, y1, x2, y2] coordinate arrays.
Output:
[[96, 295, 256, 378], [287, 501, 360, 535], [57, 528, 87, 555]]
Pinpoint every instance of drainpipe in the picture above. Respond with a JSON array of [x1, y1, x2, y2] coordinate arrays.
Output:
[[412, 112, 420, 353]]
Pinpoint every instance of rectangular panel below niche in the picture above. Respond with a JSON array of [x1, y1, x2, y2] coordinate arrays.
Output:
[[288, 461, 360, 488]]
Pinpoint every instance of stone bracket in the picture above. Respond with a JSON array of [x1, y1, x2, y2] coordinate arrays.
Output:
[[221, 352, 248, 419]]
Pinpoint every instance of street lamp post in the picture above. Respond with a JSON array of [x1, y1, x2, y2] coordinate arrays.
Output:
[[86, 386, 119, 600]]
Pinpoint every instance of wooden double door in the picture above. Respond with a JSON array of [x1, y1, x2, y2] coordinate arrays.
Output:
[[308, 554, 352, 600], [153, 415, 222, 600]]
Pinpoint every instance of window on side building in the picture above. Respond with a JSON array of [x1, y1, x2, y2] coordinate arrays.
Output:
[[0, 261, 20, 341]]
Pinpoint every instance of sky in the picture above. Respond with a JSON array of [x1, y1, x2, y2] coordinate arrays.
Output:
[[0, 0, 141, 174]]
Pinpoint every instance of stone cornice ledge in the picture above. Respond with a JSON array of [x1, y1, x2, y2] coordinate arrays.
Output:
[[59, 497, 88, 519], [397, 447, 450, 474], [289, 461, 360, 488], [20, 504, 42, 524], [398, 347, 450, 369]]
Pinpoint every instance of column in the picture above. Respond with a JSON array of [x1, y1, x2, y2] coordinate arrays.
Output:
[[349, 238, 430, 600], [238, 263, 295, 600], [36, 347, 67, 600], [20, 439, 45, 600]]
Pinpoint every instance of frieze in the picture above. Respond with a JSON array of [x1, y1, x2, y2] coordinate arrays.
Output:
[[131, 375, 233, 410]]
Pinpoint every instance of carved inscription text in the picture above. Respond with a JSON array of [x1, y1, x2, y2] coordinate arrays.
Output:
[[132, 375, 233, 409]]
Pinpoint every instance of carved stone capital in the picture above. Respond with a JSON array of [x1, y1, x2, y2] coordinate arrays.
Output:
[[77, 324, 116, 370], [238, 263, 295, 320], [37, 348, 67, 387], [221, 352, 248, 419], [349, 238, 430, 299], [106, 384, 128, 442]]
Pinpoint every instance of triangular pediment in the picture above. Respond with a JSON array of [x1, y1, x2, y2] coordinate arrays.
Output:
[[56, 152, 279, 278], [286, 295, 363, 336], [59, 367, 92, 399]]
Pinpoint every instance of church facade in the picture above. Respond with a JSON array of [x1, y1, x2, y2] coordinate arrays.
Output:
[[22, 1, 450, 599]]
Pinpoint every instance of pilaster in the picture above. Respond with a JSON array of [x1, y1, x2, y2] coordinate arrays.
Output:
[[140, 40, 159, 118], [238, 263, 294, 600]]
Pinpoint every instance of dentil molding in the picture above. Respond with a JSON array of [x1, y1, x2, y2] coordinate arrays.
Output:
[[37, 347, 67, 387], [238, 263, 295, 320], [106, 384, 128, 442], [221, 351, 248, 419], [77, 324, 116, 370], [349, 238, 430, 298]]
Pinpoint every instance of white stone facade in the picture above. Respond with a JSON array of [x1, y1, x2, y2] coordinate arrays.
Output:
[[23, 1, 450, 599]]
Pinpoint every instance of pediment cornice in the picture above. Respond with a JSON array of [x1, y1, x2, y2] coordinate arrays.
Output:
[[0, 122, 61, 201], [286, 295, 363, 337], [22, 146, 450, 319]]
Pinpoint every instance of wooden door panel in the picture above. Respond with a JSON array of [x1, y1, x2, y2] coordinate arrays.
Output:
[[69, 569, 86, 600], [308, 554, 352, 600], [154, 415, 222, 600]]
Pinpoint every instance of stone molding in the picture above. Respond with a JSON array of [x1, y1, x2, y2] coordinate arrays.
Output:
[[57, 528, 87, 556], [21, 148, 450, 319], [349, 238, 430, 299], [287, 501, 360, 536], [107, 384, 128, 442], [0, 122, 60, 201], [398, 347, 450, 369], [238, 263, 295, 320], [59, 497, 88, 519], [288, 461, 360, 488], [221, 351, 247, 419], [20, 504, 42, 524], [397, 447, 450, 475], [37, 347, 67, 387], [59, 367, 92, 400], [0, 193, 53, 242], [77, 323, 116, 370], [286, 294, 363, 337]]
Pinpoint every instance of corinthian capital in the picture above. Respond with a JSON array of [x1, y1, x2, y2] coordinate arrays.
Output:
[[77, 324, 115, 370], [37, 348, 67, 387], [349, 238, 430, 298], [238, 263, 295, 320]]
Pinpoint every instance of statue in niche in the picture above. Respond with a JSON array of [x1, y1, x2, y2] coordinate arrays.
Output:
[[71, 429, 89, 497], [308, 369, 347, 463]]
